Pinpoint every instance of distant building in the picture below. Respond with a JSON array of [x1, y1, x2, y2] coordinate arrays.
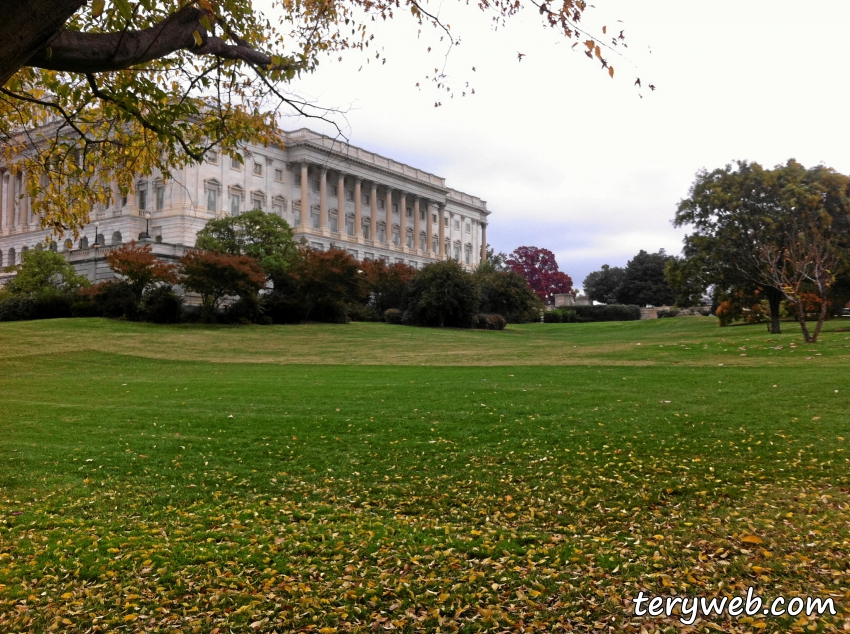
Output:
[[0, 129, 491, 283]]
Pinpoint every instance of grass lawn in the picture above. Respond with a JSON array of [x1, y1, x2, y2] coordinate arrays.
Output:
[[0, 317, 849, 633]]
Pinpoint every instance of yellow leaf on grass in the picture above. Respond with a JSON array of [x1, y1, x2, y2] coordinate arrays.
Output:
[[741, 535, 764, 544], [123, 614, 138, 622]]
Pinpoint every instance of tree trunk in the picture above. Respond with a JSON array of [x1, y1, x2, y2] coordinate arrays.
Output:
[[795, 300, 813, 343], [764, 286, 782, 335], [0, 0, 85, 86], [810, 287, 830, 344]]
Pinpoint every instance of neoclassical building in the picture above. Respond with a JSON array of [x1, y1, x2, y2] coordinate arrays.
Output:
[[0, 129, 490, 283]]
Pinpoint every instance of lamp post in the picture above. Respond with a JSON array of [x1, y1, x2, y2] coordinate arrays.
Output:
[[143, 211, 151, 239]]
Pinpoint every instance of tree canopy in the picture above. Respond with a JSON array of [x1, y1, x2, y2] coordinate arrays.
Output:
[[582, 263, 624, 304], [673, 159, 850, 341], [505, 246, 573, 304], [2, 0, 638, 236], [616, 249, 675, 307]]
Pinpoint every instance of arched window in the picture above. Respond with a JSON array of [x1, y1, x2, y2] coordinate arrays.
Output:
[[64, 239, 73, 251], [79, 236, 89, 249], [112, 231, 123, 245], [49, 241, 58, 252], [96, 233, 105, 247], [21, 245, 29, 254], [7, 247, 15, 265], [329, 209, 339, 233], [34, 243, 43, 251]]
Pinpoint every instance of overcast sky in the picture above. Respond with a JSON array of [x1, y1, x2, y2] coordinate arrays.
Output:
[[280, 1, 850, 290]]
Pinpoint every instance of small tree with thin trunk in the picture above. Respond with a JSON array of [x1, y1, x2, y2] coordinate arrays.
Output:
[[105, 241, 178, 301], [179, 250, 266, 316]]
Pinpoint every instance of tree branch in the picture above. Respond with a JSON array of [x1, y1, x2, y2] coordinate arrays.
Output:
[[27, 6, 273, 74]]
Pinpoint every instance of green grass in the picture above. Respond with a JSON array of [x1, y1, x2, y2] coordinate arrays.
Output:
[[1, 318, 849, 633]]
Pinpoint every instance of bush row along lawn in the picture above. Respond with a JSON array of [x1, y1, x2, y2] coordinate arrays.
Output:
[[0, 318, 848, 633]]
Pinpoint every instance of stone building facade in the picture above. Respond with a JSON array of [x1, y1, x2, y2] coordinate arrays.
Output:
[[0, 128, 491, 283]]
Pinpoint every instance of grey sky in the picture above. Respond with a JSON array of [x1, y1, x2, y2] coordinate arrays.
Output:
[[281, 1, 850, 289]]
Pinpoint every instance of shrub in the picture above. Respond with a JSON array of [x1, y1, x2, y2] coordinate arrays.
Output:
[[542, 310, 561, 323], [347, 303, 380, 322], [361, 260, 415, 314], [558, 308, 577, 323], [70, 297, 98, 318], [404, 260, 479, 328], [383, 308, 403, 324], [223, 294, 264, 324], [474, 268, 543, 323], [474, 313, 507, 330], [572, 304, 640, 322], [0, 292, 76, 321], [88, 280, 140, 320], [657, 308, 680, 318], [141, 285, 183, 324], [104, 242, 178, 302], [261, 291, 303, 324], [0, 295, 35, 321]]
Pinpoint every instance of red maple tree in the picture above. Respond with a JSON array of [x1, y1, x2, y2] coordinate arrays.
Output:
[[506, 246, 573, 304]]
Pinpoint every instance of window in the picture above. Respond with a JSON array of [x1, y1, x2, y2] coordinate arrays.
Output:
[[406, 206, 412, 217], [419, 232, 426, 250], [362, 193, 370, 205], [452, 243, 459, 261], [330, 184, 338, 197], [206, 188, 218, 213], [274, 168, 283, 182], [444, 217, 449, 226], [464, 244, 472, 264], [406, 230, 413, 248], [392, 203, 398, 214], [347, 249, 358, 259], [231, 155, 242, 169], [329, 211, 339, 233], [253, 162, 263, 176], [137, 182, 148, 211], [392, 226, 400, 246], [465, 223, 471, 233], [346, 189, 355, 202], [293, 202, 301, 226], [230, 191, 242, 216], [311, 179, 320, 192], [121, 194, 128, 208], [432, 214, 437, 224], [454, 220, 460, 230], [432, 235, 438, 252], [155, 182, 165, 211], [420, 209, 426, 221], [310, 206, 320, 229], [252, 192, 264, 211], [272, 196, 286, 216], [362, 220, 371, 240], [112, 231, 123, 245], [294, 177, 301, 188], [377, 223, 386, 242], [208, 150, 218, 164], [378, 198, 385, 210], [345, 214, 355, 235]]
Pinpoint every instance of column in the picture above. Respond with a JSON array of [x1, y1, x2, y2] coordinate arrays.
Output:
[[438, 204, 445, 259], [319, 168, 328, 234], [413, 196, 420, 254], [0, 172, 6, 234], [399, 192, 407, 252], [370, 182, 378, 243], [481, 222, 487, 263], [7, 172, 16, 231], [337, 172, 345, 235], [354, 178, 363, 243], [299, 163, 309, 232], [14, 172, 22, 230], [385, 187, 392, 246]]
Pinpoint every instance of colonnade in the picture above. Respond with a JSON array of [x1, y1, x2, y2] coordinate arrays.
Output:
[[0, 169, 33, 235], [296, 163, 483, 261]]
